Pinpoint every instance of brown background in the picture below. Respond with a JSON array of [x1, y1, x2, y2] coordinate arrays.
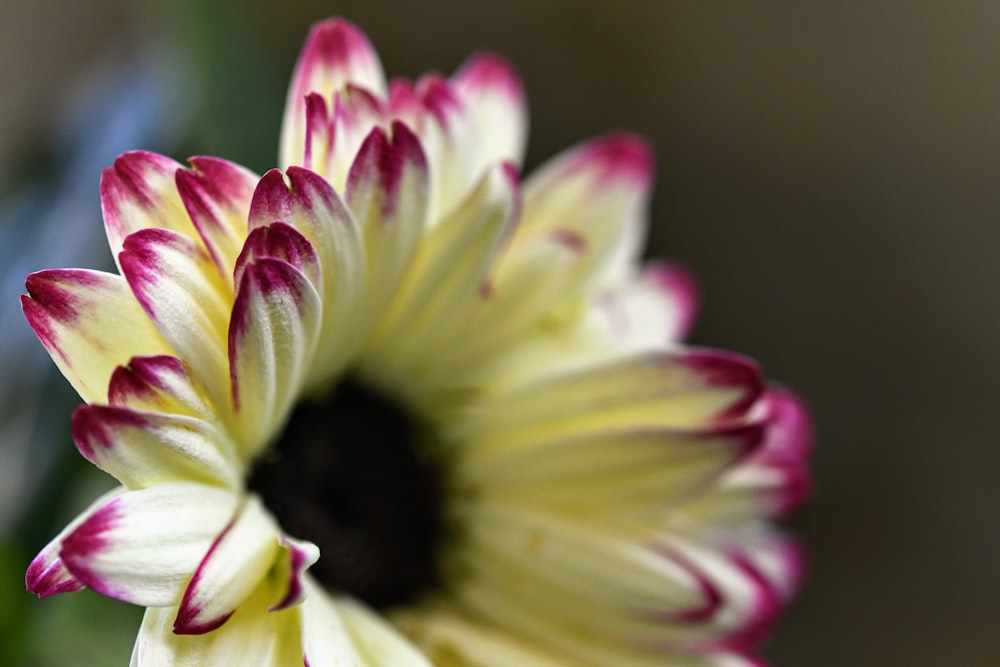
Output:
[[3, 2, 998, 665]]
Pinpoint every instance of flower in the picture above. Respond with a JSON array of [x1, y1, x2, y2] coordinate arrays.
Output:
[[23, 17, 811, 667]]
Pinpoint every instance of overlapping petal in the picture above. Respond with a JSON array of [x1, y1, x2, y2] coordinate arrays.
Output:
[[24, 15, 808, 667]]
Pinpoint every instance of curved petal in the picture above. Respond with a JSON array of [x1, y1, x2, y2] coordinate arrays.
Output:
[[335, 595, 435, 666], [394, 607, 578, 667], [449, 502, 737, 666], [21, 269, 172, 404], [60, 482, 239, 607], [249, 167, 365, 382], [131, 580, 301, 667], [26, 487, 124, 598], [228, 257, 323, 451], [520, 133, 654, 285], [345, 122, 429, 333], [589, 261, 700, 352], [280, 18, 387, 170], [108, 355, 217, 421], [174, 497, 282, 634], [119, 228, 234, 413], [71, 404, 241, 490], [175, 157, 258, 279], [101, 151, 191, 265], [360, 162, 520, 387], [452, 52, 528, 172], [451, 349, 765, 455]]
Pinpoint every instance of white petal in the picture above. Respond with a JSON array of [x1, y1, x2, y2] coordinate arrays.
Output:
[[131, 580, 301, 667], [280, 18, 387, 171], [335, 595, 435, 666], [520, 133, 654, 285], [174, 497, 282, 634], [452, 52, 528, 172], [60, 482, 239, 607], [26, 487, 123, 598]]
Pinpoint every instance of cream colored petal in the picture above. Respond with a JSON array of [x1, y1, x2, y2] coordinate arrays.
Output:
[[21, 269, 172, 404], [394, 607, 579, 667]]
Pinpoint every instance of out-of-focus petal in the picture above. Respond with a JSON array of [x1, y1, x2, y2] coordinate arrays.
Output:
[[280, 18, 387, 171], [520, 133, 654, 285], [452, 52, 528, 172], [345, 122, 429, 332]]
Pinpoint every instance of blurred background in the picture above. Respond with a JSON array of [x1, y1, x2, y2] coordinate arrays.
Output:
[[2, 1, 997, 665]]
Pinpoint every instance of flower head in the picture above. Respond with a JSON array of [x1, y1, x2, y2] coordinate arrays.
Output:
[[23, 18, 810, 666]]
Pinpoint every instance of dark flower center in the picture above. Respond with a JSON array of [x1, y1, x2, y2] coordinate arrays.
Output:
[[247, 377, 444, 609]]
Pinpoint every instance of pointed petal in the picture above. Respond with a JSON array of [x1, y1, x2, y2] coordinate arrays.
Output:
[[101, 151, 191, 264], [119, 228, 234, 414], [131, 579, 301, 667], [60, 482, 239, 607], [249, 167, 365, 381], [453, 52, 528, 171], [229, 257, 322, 450], [22, 269, 172, 403], [175, 157, 258, 278], [71, 404, 241, 490], [26, 488, 123, 598], [361, 162, 520, 385], [280, 18, 387, 170], [345, 122, 429, 329], [520, 133, 654, 284], [174, 497, 282, 634]]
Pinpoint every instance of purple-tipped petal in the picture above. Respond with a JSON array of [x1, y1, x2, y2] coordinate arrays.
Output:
[[174, 497, 282, 635], [234, 222, 322, 295], [101, 151, 192, 263], [176, 157, 258, 278], [228, 257, 322, 449], [521, 133, 655, 283], [119, 228, 233, 411], [453, 52, 528, 169], [269, 536, 320, 612], [280, 18, 387, 169], [71, 404, 241, 490], [21, 269, 171, 403], [26, 489, 123, 598], [60, 483, 239, 607]]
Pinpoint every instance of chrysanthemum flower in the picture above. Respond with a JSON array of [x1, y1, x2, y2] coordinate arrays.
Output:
[[23, 18, 810, 667]]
